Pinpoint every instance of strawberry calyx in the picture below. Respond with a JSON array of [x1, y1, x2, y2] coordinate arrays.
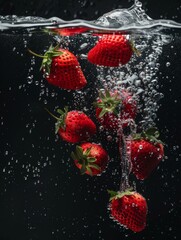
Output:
[[42, 29, 58, 36], [95, 90, 121, 117], [129, 39, 141, 57], [28, 44, 62, 74], [108, 188, 134, 201], [71, 145, 100, 176], [45, 106, 68, 133], [133, 127, 164, 145]]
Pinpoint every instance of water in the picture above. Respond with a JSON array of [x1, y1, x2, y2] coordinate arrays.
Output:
[[0, 0, 181, 32], [0, 0, 180, 239]]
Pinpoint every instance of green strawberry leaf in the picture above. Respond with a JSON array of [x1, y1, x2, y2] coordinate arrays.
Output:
[[55, 121, 61, 134], [99, 91, 105, 99], [29, 44, 63, 74], [72, 145, 101, 176], [76, 146, 84, 159], [64, 106, 69, 113], [107, 190, 118, 200], [87, 157, 96, 163], [86, 166, 93, 176], [108, 188, 134, 201], [71, 152, 77, 160], [45, 107, 69, 133], [80, 162, 87, 175], [145, 127, 160, 138], [96, 90, 122, 118], [130, 39, 141, 57], [96, 102, 105, 108], [113, 108, 119, 116], [133, 127, 164, 145], [132, 133, 142, 140], [105, 89, 111, 98], [84, 147, 92, 156], [89, 163, 100, 170], [99, 108, 108, 118]]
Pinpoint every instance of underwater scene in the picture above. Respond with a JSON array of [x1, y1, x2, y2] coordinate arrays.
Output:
[[0, 0, 180, 239]]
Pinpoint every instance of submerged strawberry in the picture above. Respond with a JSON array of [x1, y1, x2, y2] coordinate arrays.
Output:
[[108, 189, 147, 232], [29, 45, 87, 90], [131, 128, 164, 180], [87, 34, 133, 67], [95, 89, 137, 130], [71, 143, 109, 176], [52, 27, 88, 36], [46, 107, 96, 143]]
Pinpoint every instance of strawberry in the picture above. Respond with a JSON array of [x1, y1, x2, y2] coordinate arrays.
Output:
[[87, 34, 133, 67], [131, 128, 164, 180], [46, 107, 96, 143], [71, 143, 109, 176], [52, 27, 88, 36], [108, 189, 147, 232], [95, 89, 137, 130], [28, 45, 87, 90]]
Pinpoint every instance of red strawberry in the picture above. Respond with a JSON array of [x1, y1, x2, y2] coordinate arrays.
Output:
[[130, 128, 164, 180], [46, 107, 96, 143], [95, 89, 137, 130], [108, 189, 147, 232], [71, 143, 109, 176], [87, 34, 133, 67], [92, 32, 129, 37], [29, 45, 87, 90], [52, 27, 88, 36]]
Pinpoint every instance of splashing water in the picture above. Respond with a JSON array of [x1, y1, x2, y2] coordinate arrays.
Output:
[[0, 0, 180, 238], [0, 0, 181, 32]]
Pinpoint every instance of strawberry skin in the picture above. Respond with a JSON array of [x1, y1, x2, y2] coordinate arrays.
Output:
[[95, 90, 137, 130], [29, 46, 87, 90], [46, 48, 87, 90], [131, 139, 164, 180], [96, 107, 118, 130], [109, 191, 147, 232], [53, 27, 88, 36], [88, 34, 133, 67], [58, 111, 96, 143], [72, 143, 109, 176], [120, 90, 137, 122]]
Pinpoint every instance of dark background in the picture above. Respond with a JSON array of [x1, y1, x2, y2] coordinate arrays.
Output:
[[0, 0, 180, 240]]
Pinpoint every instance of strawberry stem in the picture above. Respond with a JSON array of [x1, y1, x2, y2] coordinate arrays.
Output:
[[28, 49, 45, 58], [45, 107, 68, 133], [44, 108, 60, 121], [28, 45, 62, 74]]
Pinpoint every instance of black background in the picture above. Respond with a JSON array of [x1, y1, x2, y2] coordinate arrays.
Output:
[[0, 0, 180, 240]]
